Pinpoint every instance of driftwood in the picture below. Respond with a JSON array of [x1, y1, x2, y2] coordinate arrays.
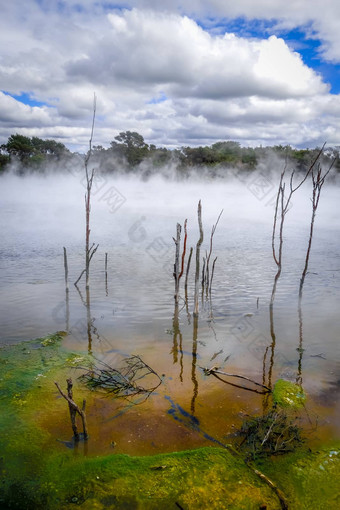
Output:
[[55, 378, 88, 441]]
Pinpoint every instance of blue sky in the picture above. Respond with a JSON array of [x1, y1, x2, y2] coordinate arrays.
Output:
[[1, 1, 340, 150], [198, 16, 340, 94]]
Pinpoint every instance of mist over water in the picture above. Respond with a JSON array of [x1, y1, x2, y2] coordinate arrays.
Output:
[[1, 168, 340, 450]]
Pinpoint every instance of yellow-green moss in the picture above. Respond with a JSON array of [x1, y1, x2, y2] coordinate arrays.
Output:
[[272, 378, 306, 409]]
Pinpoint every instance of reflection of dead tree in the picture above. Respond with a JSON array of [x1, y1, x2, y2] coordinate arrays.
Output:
[[85, 287, 93, 354], [202, 366, 271, 395], [63, 246, 70, 332], [74, 283, 95, 354], [55, 378, 88, 441], [191, 315, 199, 414], [75, 93, 99, 288], [172, 303, 184, 381], [79, 355, 162, 404], [194, 201, 203, 316]]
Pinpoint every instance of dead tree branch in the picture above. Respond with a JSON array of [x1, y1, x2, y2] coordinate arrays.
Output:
[[173, 223, 182, 305], [209, 256, 217, 294], [299, 160, 334, 296], [55, 378, 88, 440], [185, 247, 193, 291], [194, 200, 203, 316], [75, 93, 99, 288], [78, 355, 162, 404], [205, 209, 223, 292], [179, 219, 187, 280]]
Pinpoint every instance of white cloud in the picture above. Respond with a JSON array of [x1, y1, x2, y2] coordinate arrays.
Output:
[[0, 2, 339, 151], [0, 92, 54, 127]]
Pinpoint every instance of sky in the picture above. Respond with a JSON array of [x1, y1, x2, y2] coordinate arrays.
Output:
[[1, 1, 340, 151]]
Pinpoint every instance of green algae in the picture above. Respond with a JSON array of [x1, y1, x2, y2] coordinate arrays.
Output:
[[42, 448, 282, 510], [273, 379, 306, 409], [255, 444, 340, 510], [0, 334, 339, 509]]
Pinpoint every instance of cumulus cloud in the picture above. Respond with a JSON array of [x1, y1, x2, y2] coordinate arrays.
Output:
[[0, 1, 339, 150], [66, 10, 326, 100]]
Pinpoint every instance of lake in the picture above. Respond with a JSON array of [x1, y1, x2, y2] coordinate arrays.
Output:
[[1, 170, 339, 455]]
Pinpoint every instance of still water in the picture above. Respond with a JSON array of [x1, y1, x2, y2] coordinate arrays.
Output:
[[1, 172, 340, 454]]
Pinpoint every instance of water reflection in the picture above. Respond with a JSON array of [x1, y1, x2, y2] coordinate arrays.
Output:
[[74, 284, 96, 354], [191, 315, 199, 414], [1, 173, 340, 451]]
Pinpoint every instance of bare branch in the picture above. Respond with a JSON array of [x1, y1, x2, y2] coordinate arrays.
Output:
[[55, 378, 88, 440], [194, 200, 203, 316]]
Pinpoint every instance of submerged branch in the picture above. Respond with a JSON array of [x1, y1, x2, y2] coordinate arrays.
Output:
[[201, 366, 271, 394], [78, 355, 162, 404]]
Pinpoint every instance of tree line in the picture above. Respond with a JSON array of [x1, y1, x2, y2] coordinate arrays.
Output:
[[1, 131, 339, 176]]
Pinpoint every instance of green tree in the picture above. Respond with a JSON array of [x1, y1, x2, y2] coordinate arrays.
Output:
[[3, 134, 35, 162], [1, 134, 70, 169], [112, 131, 149, 167]]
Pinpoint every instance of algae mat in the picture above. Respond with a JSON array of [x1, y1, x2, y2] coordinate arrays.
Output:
[[0, 333, 339, 509]]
